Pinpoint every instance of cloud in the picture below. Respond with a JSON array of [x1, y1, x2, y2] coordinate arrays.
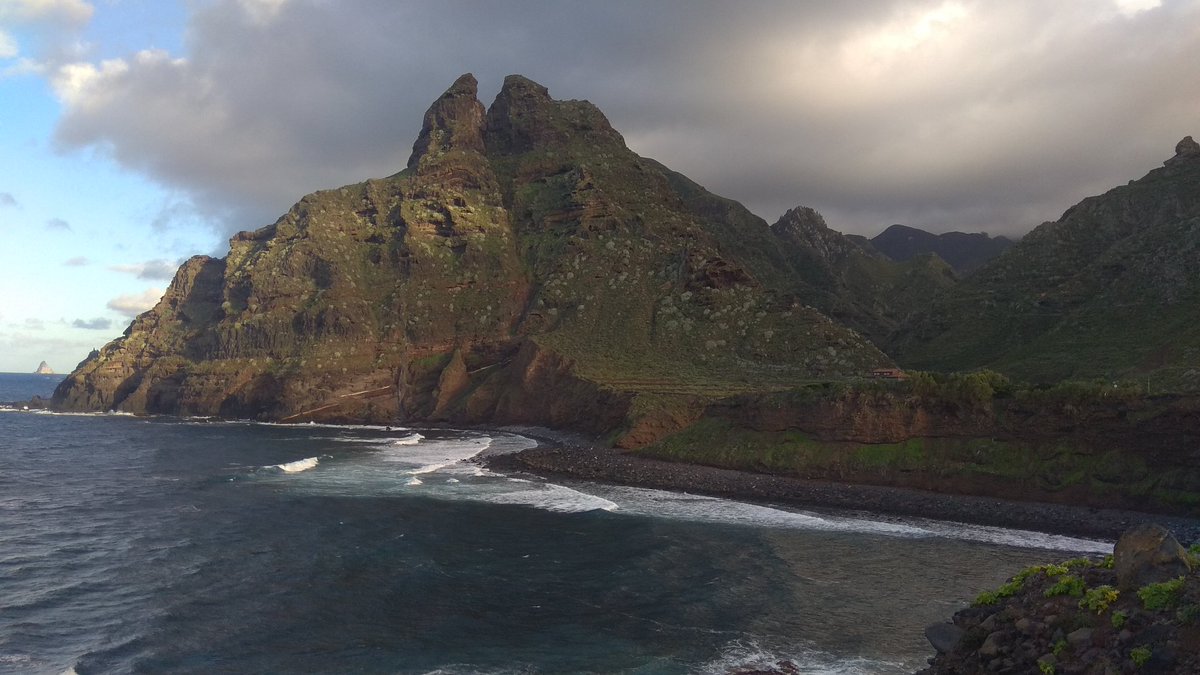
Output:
[[110, 258, 181, 280], [0, 0, 94, 69], [24, 318, 45, 330], [0, 192, 17, 208], [0, 31, 18, 60], [45, 217, 71, 231], [106, 288, 162, 317], [46, 0, 1200, 237], [71, 316, 112, 330], [0, 0, 94, 24], [63, 255, 89, 266]]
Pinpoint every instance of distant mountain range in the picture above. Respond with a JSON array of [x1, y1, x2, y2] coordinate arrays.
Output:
[[869, 224, 1014, 274], [51, 73, 1200, 433]]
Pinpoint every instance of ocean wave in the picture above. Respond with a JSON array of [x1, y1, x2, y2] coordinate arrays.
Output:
[[591, 486, 930, 537], [272, 457, 320, 473], [699, 638, 907, 675], [475, 481, 620, 513], [393, 433, 424, 446]]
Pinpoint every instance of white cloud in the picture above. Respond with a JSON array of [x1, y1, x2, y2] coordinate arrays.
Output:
[[1114, 0, 1162, 17], [0, 30, 18, 59], [0, 0, 93, 23], [63, 255, 89, 266], [109, 259, 180, 280], [106, 288, 163, 317]]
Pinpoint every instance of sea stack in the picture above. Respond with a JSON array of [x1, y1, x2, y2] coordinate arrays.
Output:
[[35, 361, 54, 375]]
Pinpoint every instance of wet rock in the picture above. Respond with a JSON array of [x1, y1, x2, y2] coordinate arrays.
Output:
[[926, 623, 966, 653], [978, 632, 1004, 659], [1113, 524, 1192, 590]]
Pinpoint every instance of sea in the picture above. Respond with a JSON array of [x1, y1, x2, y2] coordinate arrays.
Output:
[[0, 372, 1111, 674]]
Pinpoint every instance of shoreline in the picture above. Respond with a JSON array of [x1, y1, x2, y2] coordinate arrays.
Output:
[[483, 426, 1200, 544]]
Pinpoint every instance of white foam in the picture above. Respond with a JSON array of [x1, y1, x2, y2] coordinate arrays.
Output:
[[471, 481, 620, 513], [586, 485, 928, 537], [699, 638, 905, 675], [405, 477, 423, 486], [273, 457, 320, 473], [393, 433, 424, 445]]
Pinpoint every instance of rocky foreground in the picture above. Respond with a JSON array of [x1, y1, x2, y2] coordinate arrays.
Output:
[[921, 524, 1200, 674]]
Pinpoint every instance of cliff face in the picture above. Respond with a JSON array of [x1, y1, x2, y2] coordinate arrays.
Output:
[[53, 73, 890, 425], [639, 382, 1200, 515]]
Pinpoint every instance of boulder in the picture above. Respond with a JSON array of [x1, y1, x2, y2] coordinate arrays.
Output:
[[1113, 523, 1192, 590], [925, 623, 965, 653]]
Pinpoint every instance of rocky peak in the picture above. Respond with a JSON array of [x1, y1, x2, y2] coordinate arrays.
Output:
[[772, 206, 830, 235], [1165, 135, 1200, 166], [769, 205, 862, 263], [485, 74, 623, 156], [406, 73, 487, 171]]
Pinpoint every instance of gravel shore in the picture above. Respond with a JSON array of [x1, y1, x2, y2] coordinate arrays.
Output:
[[481, 429, 1200, 543]]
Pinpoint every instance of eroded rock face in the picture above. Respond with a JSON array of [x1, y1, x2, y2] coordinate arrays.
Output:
[[53, 73, 890, 428], [1114, 523, 1193, 590]]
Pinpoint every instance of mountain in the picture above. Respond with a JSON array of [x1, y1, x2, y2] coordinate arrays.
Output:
[[767, 206, 957, 345], [52, 74, 891, 434], [890, 136, 1200, 389], [35, 361, 53, 375], [870, 224, 1014, 274]]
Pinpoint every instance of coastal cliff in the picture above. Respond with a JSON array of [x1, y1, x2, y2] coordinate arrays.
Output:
[[52, 74, 891, 424]]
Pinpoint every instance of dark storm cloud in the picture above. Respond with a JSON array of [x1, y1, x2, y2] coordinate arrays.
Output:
[[51, 0, 1200, 237]]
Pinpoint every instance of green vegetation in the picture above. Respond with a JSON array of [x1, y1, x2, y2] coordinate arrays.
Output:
[[1079, 585, 1119, 613], [1111, 610, 1128, 629], [1044, 574, 1085, 598], [1038, 661, 1056, 675], [1138, 576, 1186, 610], [1130, 645, 1152, 667]]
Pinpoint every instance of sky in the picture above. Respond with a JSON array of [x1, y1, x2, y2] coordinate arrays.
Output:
[[0, 0, 1197, 374]]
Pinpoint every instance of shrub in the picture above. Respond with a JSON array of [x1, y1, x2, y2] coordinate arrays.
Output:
[[1138, 576, 1185, 610], [1130, 645, 1152, 667], [1045, 574, 1086, 598], [1111, 610, 1128, 629], [1080, 585, 1119, 613]]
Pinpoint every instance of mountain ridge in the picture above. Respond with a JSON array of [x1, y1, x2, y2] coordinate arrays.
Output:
[[890, 135, 1200, 389], [52, 73, 893, 437]]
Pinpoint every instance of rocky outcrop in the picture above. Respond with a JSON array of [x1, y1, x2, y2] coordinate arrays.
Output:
[[34, 361, 53, 374], [921, 527, 1200, 674], [1115, 524, 1193, 590], [53, 73, 890, 425]]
